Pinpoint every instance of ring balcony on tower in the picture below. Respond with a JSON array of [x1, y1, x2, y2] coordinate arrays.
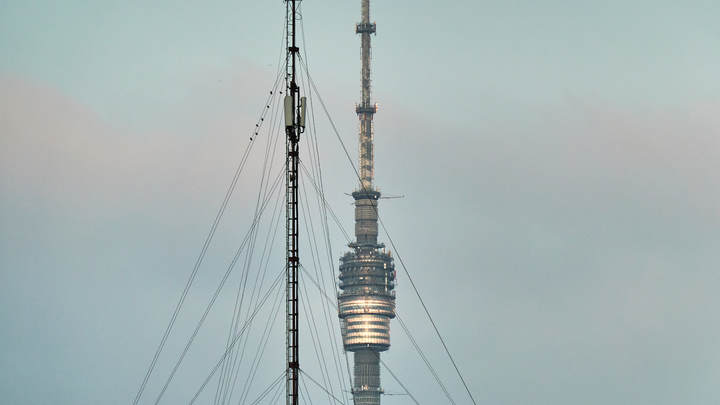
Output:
[[356, 22, 376, 34], [356, 103, 378, 115]]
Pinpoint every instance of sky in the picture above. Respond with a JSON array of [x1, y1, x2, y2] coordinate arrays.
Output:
[[1, 0, 719, 404]]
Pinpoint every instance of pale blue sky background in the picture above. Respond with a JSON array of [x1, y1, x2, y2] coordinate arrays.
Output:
[[1, 1, 719, 404]]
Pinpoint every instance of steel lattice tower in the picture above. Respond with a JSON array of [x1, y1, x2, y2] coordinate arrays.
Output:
[[338, 1, 396, 404], [284, 1, 306, 404]]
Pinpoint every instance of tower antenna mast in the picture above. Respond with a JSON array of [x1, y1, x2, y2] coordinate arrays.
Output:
[[284, 0, 305, 404]]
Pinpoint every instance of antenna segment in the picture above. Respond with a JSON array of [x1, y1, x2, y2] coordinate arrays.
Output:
[[356, 0, 377, 190]]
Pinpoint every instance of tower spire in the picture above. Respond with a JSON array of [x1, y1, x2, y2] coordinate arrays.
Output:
[[356, 0, 377, 190]]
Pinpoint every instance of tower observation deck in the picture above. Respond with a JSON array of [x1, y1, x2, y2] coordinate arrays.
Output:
[[338, 1, 396, 404]]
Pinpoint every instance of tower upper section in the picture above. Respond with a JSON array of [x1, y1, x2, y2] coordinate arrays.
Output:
[[339, 0, 395, 355]]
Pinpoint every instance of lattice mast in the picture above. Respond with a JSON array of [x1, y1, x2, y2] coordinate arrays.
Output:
[[284, 0, 306, 404], [338, 1, 396, 405]]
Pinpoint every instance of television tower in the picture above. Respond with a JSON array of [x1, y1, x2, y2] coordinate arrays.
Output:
[[338, 1, 396, 404]]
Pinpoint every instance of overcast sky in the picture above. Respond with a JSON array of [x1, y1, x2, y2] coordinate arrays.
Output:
[[1, 1, 719, 404]]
